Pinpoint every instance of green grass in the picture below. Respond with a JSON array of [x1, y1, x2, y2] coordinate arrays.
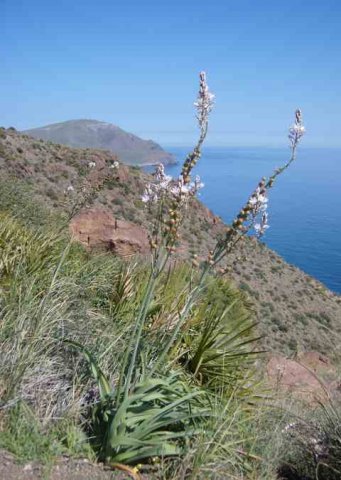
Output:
[[0, 403, 94, 465]]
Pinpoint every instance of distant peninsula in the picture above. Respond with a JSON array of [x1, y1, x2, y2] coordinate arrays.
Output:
[[23, 119, 176, 166]]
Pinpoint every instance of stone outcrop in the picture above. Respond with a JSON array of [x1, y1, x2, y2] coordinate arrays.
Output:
[[266, 352, 340, 404], [70, 207, 149, 258]]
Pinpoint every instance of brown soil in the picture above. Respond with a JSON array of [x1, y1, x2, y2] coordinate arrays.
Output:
[[0, 450, 150, 480]]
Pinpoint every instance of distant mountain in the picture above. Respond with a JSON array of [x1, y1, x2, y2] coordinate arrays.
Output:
[[23, 119, 176, 166]]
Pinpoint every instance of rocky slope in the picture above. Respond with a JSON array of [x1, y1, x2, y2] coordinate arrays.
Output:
[[23, 119, 176, 166], [1, 127, 340, 356]]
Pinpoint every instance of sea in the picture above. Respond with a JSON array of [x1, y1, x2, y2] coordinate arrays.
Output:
[[148, 146, 341, 294]]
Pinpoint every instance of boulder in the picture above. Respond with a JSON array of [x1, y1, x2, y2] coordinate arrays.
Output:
[[70, 207, 149, 258]]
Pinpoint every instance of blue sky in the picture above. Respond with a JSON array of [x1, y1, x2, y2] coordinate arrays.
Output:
[[1, 0, 341, 147]]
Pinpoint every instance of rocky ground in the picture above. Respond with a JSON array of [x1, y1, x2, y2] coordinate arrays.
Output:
[[0, 450, 144, 479]]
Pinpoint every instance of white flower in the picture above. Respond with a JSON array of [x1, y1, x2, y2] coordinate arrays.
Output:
[[154, 164, 172, 185], [288, 109, 305, 146], [142, 167, 204, 206], [141, 165, 174, 204], [288, 124, 305, 143], [66, 185, 74, 192], [141, 192, 151, 203], [194, 71, 215, 129], [88, 161, 96, 168], [159, 180, 171, 190], [154, 163, 165, 179], [248, 187, 268, 212], [110, 160, 120, 169], [141, 184, 158, 203], [254, 223, 269, 235], [193, 175, 204, 194], [170, 176, 190, 197], [254, 212, 269, 237]]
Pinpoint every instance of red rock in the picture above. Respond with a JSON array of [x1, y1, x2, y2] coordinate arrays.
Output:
[[70, 207, 149, 258]]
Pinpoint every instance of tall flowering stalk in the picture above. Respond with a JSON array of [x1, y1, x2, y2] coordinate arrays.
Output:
[[119, 72, 214, 399], [121, 71, 305, 386], [181, 71, 214, 184], [63, 160, 120, 224], [211, 109, 305, 267], [153, 109, 305, 371], [141, 71, 213, 264]]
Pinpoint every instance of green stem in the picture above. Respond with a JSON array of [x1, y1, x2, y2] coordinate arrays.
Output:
[[123, 271, 157, 398], [116, 268, 152, 400], [120, 247, 169, 400]]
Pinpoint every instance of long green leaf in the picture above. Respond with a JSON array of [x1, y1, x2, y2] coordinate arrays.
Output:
[[63, 339, 111, 400]]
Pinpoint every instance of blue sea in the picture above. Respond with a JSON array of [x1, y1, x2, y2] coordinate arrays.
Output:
[[150, 147, 341, 293]]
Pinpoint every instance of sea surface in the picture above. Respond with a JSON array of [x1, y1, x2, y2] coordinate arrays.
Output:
[[148, 146, 341, 293]]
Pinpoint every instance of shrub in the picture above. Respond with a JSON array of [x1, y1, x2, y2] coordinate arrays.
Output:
[[277, 403, 341, 480], [46, 187, 59, 201], [111, 196, 123, 206]]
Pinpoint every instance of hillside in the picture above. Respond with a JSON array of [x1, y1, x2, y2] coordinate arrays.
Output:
[[1, 126, 340, 356], [23, 119, 176, 166]]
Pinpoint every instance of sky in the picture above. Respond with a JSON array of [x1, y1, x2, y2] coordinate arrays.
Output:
[[1, 0, 341, 147]]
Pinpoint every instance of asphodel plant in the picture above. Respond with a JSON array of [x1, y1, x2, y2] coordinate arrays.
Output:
[[148, 86, 305, 375], [66, 72, 305, 465], [65, 73, 216, 465], [118, 72, 215, 400]]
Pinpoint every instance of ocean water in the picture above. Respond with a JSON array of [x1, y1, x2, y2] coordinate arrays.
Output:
[[150, 146, 341, 293]]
